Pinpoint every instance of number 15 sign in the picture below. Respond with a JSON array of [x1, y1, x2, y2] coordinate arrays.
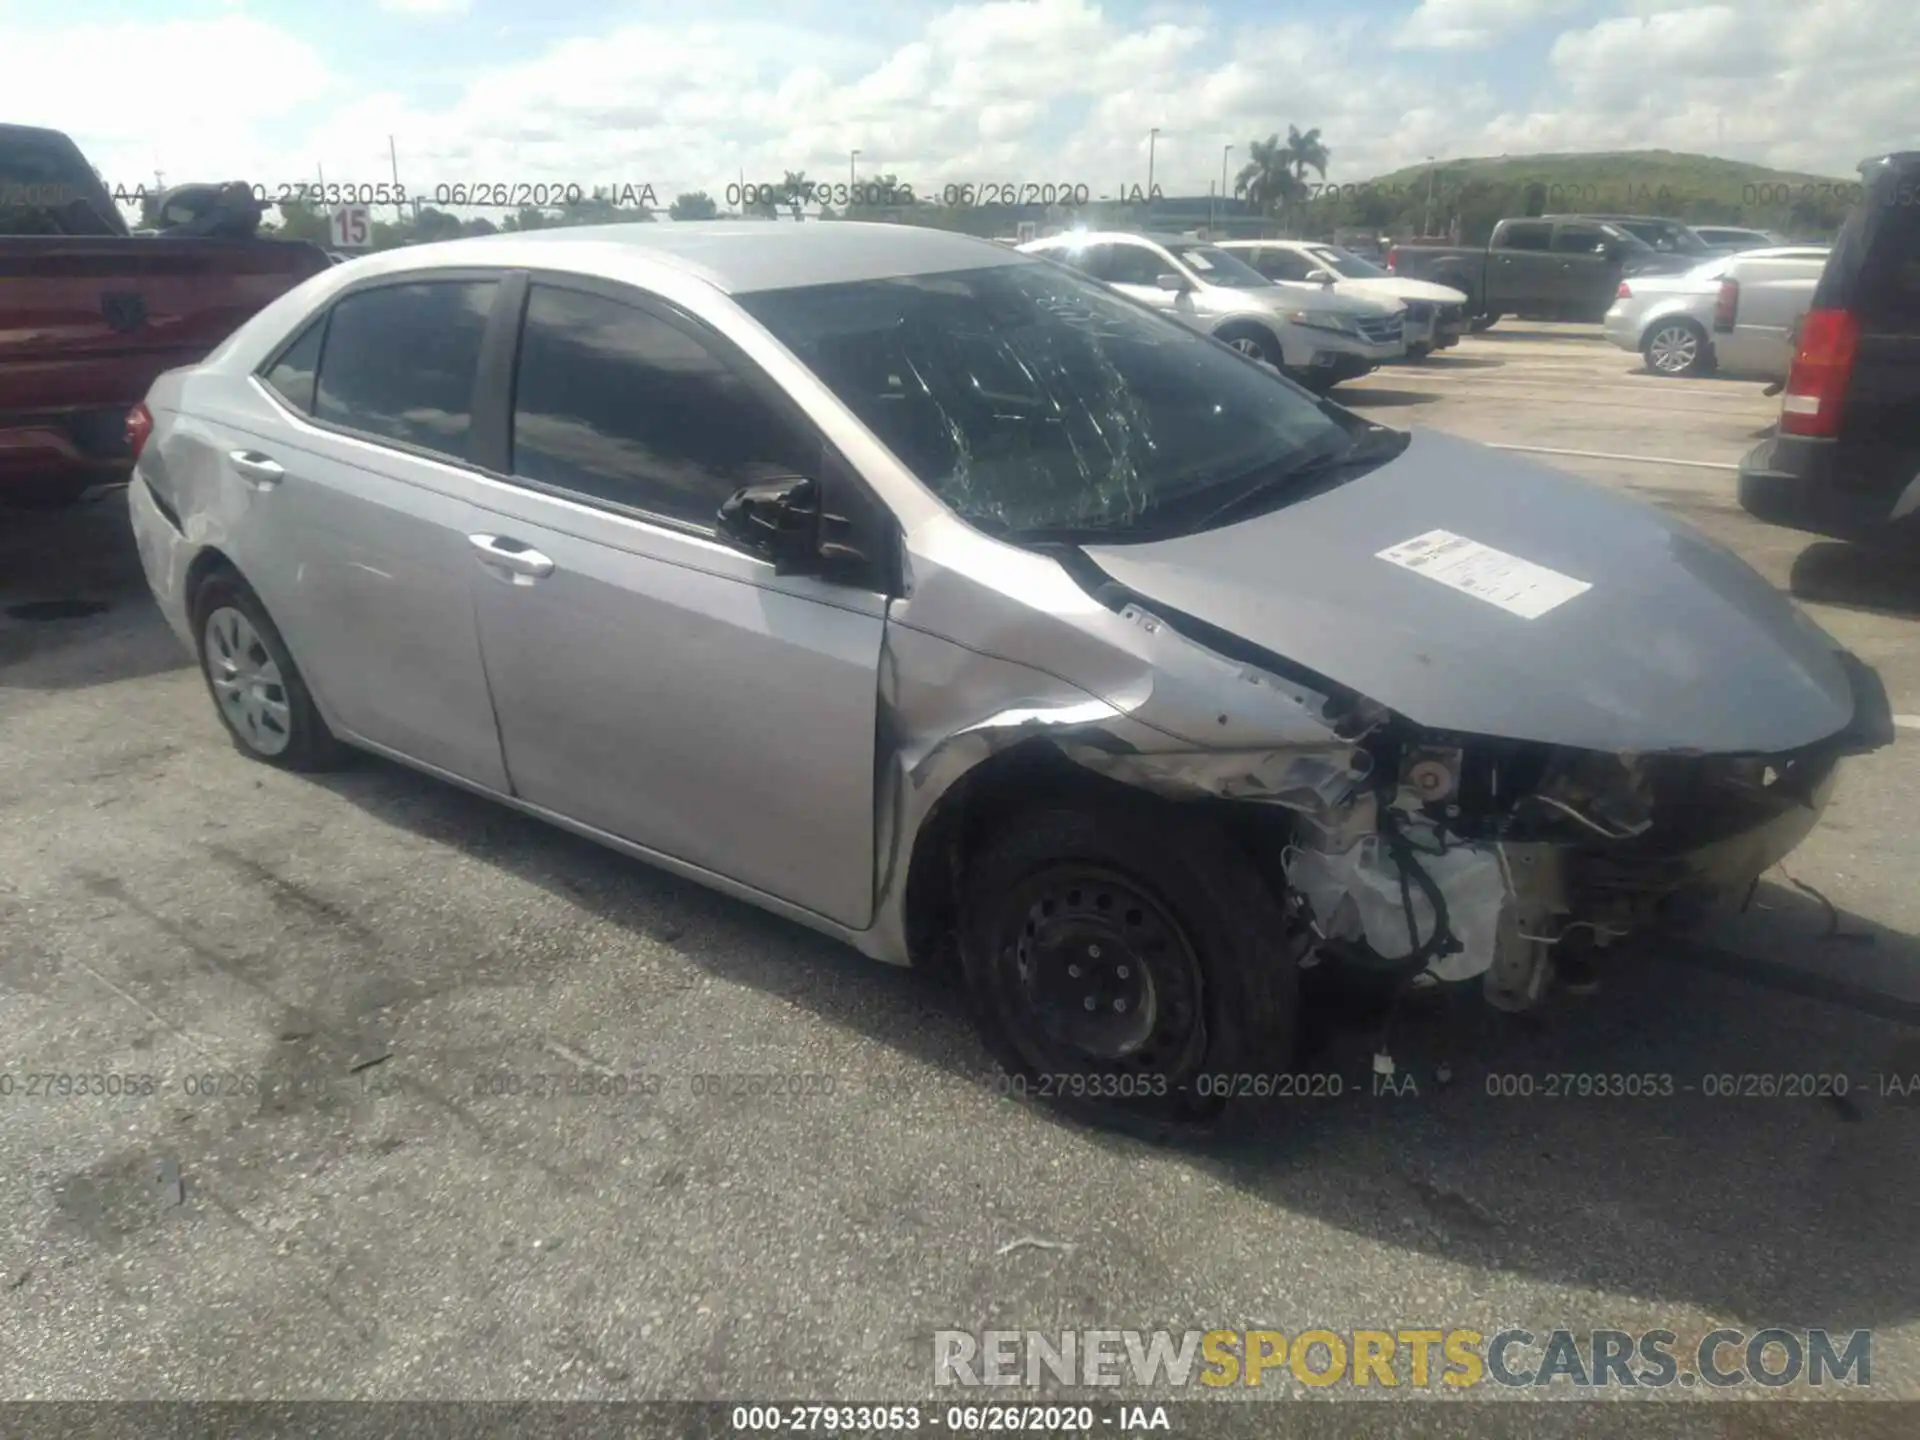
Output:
[[328, 205, 371, 249]]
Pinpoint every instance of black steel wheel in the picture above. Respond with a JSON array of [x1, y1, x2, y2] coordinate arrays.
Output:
[[960, 800, 1298, 1129]]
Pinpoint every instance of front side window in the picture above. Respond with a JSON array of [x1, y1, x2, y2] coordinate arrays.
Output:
[[1501, 222, 1552, 252], [1552, 224, 1610, 256], [314, 280, 497, 461], [1246, 248, 1317, 282], [510, 283, 817, 528], [738, 261, 1354, 539], [1103, 244, 1174, 286]]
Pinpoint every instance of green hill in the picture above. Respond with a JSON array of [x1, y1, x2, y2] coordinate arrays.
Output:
[[1315, 149, 1861, 243]]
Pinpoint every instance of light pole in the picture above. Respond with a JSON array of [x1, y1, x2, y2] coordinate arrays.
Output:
[[1422, 156, 1437, 237], [1146, 127, 1160, 199], [849, 149, 860, 193], [1221, 143, 1233, 207]]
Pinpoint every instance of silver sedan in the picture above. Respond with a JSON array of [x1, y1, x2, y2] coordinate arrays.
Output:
[[1602, 247, 1830, 378], [125, 222, 1891, 1124]]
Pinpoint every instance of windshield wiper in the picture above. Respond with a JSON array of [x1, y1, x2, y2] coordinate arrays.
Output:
[[1191, 427, 1409, 531]]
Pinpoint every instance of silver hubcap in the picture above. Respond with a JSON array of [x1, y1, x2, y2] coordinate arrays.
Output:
[[1229, 336, 1264, 357], [1647, 325, 1699, 373], [204, 606, 292, 756]]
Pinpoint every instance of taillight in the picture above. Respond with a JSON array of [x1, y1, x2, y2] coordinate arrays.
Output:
[[1616, 281, 1632, 299], [1385, 246, 1399, 272], [1779, 308, 1860, 438], [1713, 279, 1739, 332], [125, 403, 153, 462]]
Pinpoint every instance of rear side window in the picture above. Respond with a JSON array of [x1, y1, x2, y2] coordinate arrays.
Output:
[[1250, 248, 1315, 281], [1500, 222, 1551, 252], [1857, 196, 1920, 329], [261, 319, 325, 414], [1551, 224, 1609, 255], [314, 280, 498, 461], [1104, 245, 1170, 286], [509, 283, 818, 529]]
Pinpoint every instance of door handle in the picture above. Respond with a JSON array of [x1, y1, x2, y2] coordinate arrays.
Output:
[[229, 450, 283, 487], [468, 534, 555, 581]]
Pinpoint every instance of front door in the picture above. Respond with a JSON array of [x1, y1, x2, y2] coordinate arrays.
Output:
[[1549, 222, 1617, 320], [464, 279, 887, 929], [1100, 242, 1198, 328]]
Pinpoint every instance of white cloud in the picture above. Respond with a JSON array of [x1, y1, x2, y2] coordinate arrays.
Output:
[[1395, 0, 1577, 50], [5, 0, 1910, 216], [381, 0, 472, 15]]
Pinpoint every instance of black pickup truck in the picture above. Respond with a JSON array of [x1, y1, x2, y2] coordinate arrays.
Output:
[[1384, 217, 1698, 329]]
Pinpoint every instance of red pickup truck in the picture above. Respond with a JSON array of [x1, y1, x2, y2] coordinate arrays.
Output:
[[1, 123, 330, 508]]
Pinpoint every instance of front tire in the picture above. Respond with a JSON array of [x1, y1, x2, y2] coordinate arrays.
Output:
[[1642, 318, 1712, 377], [191, 569, 343, 771], [959, 798, 1299, 1128], [1214, 322, 1284, 369]]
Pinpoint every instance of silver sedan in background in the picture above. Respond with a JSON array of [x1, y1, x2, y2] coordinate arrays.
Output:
[[1602, 246, 1831, 377], [124, 222, 1890, 1127]]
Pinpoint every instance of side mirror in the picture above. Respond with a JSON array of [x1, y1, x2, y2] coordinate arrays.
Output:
[[717, 475, 820, 574], [1155, 272, 1190, 292], [1307, 268, 1337, 285]]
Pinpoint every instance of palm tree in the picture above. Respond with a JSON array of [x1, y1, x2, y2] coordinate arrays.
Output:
[[782, 170, 809, 221], [1233, 134, 1305, 227], [1278, 126, 1329, 234]]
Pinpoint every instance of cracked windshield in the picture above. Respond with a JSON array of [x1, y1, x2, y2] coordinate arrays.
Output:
[[4, 0, 1918, 1435]]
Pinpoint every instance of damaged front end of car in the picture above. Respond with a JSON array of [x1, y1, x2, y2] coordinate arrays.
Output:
[[871, 531, 1895, 1015]]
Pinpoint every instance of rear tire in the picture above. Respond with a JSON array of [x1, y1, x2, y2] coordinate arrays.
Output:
[[959, 797, 1300, 1131], [1641, 317, 1713, 377], [1406, 342, 1433, 360], [1469, 313, 1500, 333], [190, 568, 343, 772]]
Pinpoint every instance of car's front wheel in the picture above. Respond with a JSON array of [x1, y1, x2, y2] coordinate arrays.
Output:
[[959, 798, 1299, 1128], [191, 568, 343, 771], [1642, 318, 1713, 377]]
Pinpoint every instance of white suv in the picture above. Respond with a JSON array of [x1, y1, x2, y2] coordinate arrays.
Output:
[[1019, 232, 1406, 390], [1216, 240, 1469, 358]]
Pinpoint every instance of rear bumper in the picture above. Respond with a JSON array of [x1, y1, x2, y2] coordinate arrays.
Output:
[[127, 472, 197, 654], [1601, 305, 1641, 351], [1737, 434, 1920, 547], [0, 406, 134, 488]]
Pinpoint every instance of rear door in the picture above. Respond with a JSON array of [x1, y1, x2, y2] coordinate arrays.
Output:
[[1237, 245, 1319, 292], [209, 274, 512, 788], [1548, 222, 1616, 318], [1722, 253, 1826, 377], [1100, 240, 1188, 318], [462, 276, 889, 928], [1485, 221, 1553, 312]]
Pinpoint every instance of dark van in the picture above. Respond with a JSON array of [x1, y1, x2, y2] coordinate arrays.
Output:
[[1738, 152, 1920, 547]]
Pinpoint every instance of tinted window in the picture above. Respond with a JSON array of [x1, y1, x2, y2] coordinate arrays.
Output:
[[510, 284, 817, 528], [262, 318, 325, 414], [1249, 248, 1316, 282], [1104, 244, 1172, 285], [1308, 245, 1390, 279], [1857, 198, 1920, 328], [739, 262, 1350, 538], [1500, 222, 1551, 251], [1552, 224, 1610, 255], [314, 281, 496, 461]]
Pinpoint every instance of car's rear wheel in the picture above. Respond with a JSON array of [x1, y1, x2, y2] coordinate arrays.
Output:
[[1643, 318, 1712, 377], [959, 799, 1299, 1130], [1469, 312, 1500, 332], [1407, 342, 1433, 360], [191, 569, 343, 771]]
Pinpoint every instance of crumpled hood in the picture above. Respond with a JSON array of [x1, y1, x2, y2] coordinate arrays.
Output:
[[1082, 428, 1867, 755]]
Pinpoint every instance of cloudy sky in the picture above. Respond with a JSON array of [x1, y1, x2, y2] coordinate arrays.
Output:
[[4, 0, 1912, 212]]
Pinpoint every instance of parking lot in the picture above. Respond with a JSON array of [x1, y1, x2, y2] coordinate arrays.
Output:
[[3, 323, 1918, 1407]]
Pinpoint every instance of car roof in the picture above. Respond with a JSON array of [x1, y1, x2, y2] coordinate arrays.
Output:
[[334, 221, 1027, 296], [1027, 231, 1208, 248]]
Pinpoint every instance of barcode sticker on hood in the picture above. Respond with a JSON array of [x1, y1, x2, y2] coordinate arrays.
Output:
[[1375, 529, 1592, 619]]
